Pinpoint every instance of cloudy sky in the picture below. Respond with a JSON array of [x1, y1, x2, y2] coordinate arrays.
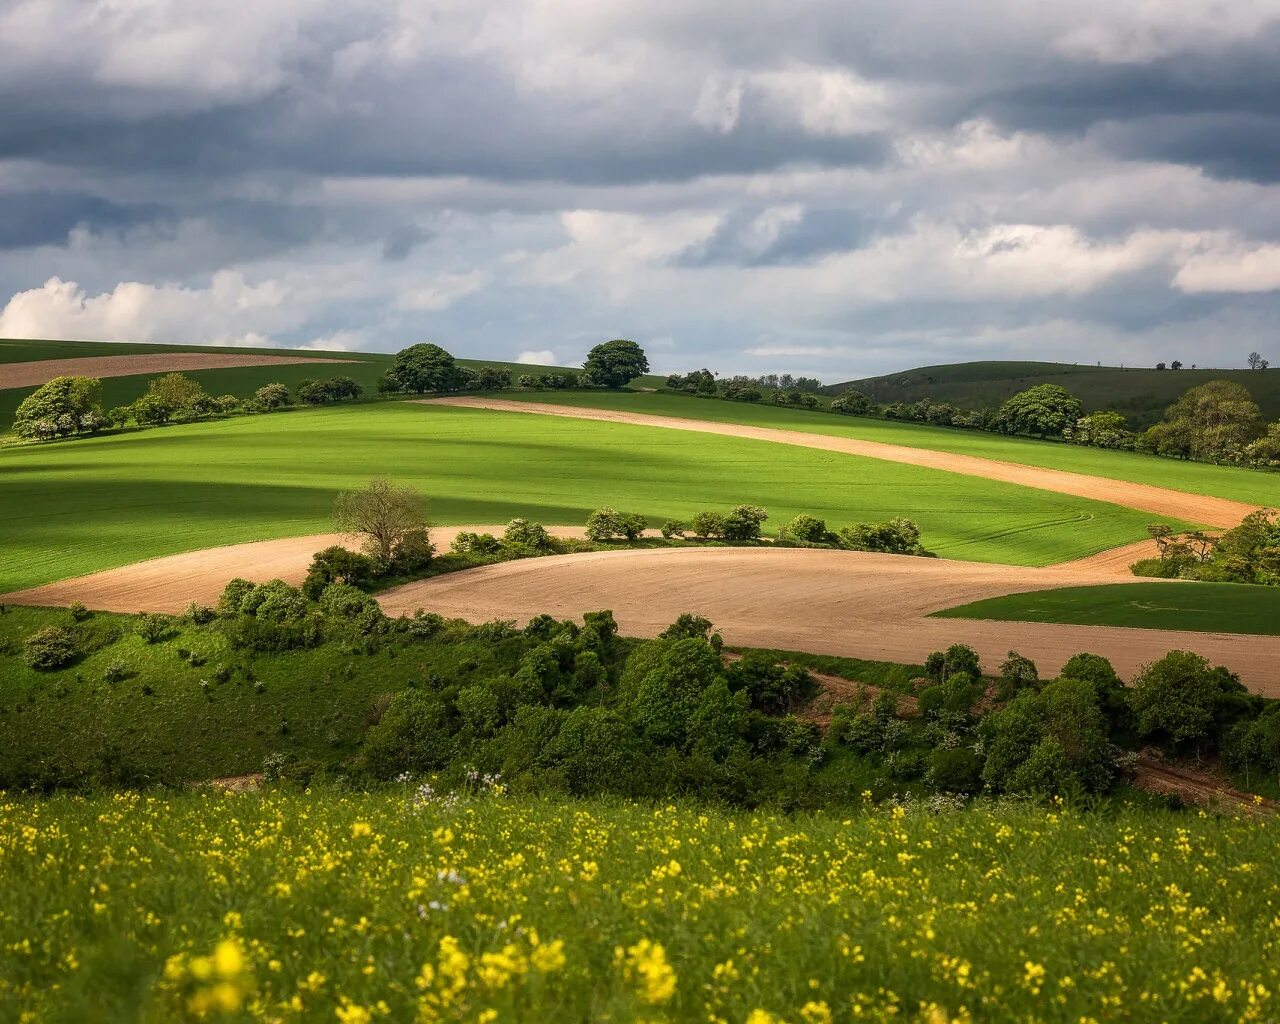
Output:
[[1, 1, 1279, 379]]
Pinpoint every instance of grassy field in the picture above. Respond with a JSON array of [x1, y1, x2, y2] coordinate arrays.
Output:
[[0, 337, 664, 427], [5, 789, 1279, 1022], [829, 359, 1280, 428], [491, 389, 1280, 508], [935, 581, 1280, 636], [0, 402, 1183, 591]]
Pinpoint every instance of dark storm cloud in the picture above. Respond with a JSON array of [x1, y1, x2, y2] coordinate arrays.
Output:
[[0, 192, 160, 248]]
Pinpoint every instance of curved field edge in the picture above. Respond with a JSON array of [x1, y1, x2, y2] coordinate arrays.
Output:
[[485, 389, 1280, 507], [934, 581, 1280, 636], [0, 402, 1179, 592], [4, 790, 1280, 1023]]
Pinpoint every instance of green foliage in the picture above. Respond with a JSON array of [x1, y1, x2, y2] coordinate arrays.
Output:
[[238, 580, 309, 623], [582, 339, 649, 388], [297, 376, 364, 404], [837, 517, 931, 556], [997, 651, 1038, 699], [723, 504, 768, 541], [925, 643, 981, 682], [1129, 651, 1248, 749], [386, 343, 462, 394], [1143, 380, 1264, 463], [23, 625, 79, 669], [725, 653, 817, 715], [781, 514, 831, 544], [981, 678, 1113, 796], [451, 532, 503, 556], [689, 510, 727, 539], [995, 384, 1084, 438], [302, 546, 379, 600], [14, 376, 105, 439], [660, 520, 687, 539], [252, 382, 291, 409], [135, 613, 174, 644], [145, 373, 210, 416], [584, 507, 646, 541], [362, 690, 454, 778], [502, 518, 554, 552]]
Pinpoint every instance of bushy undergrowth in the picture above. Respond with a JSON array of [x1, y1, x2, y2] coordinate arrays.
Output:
[[3, 790, 1280, 1023]]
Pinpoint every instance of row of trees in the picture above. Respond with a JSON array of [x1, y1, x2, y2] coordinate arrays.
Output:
[[1133, 511, 1280, 586]]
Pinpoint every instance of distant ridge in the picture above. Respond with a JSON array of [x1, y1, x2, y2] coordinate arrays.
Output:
[[826, 360, 1280, 429]]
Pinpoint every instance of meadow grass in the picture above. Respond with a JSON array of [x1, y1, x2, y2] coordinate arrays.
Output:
[[0, 402, 1175, 591], [934, 581, 1280, 636], [494, 389, 1280, 507], [3, 788, 1278, 1022]]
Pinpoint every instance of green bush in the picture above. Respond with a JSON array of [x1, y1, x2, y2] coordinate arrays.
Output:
[[927, 747, 984, 794], [726, 652, 817, 715], [218, 578, 255, 615], [661, 520, 687, 539], [67, 601, 90, 623], [362, 690, 455, 778], [1129, 650, 1249, 750], [184, 601, 216, 625], [451, 532, 503, 556], [239, 580, 308, 623], [585, 507, 646, 541], [503, 518, 554, 552], [392, 528, 435, 573], [997, 651, 1038, 699], [1130, 557, 1189, 579], [319, 582, 379, 619], [456, 681, 504, 737], [781, 514, 830, 544], [303, 547, 379, 599], [838, 517, 932, 556], [723, 504, 768, 541], [135, 613, 174, 645], [690, 510, 727, 539], [23, 626, 79, 670]]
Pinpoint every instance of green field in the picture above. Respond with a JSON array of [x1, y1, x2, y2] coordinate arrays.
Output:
[[0, 401, 1186, 591], [0, 337, 665, 428], [5, 789, 1279, 1023], [936, 581, 1280, 635], [492, 389, 1280, 508], [830, 359, 1280, 429]]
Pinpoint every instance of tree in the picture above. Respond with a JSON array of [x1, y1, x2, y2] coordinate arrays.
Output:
[[146, 372, 208, 415], [837, 518, 931, 556], [302, 546, 378, 599], [583, 339, 649, 389], [1068, 411, 1131, 449], [333, 477, 429, 565], [129, 393, 175, 426], [1248, 351, 1266, 370], [830, 388, 875, 416], [1152, 380, 1263, 462], [13, 376, 105, 440], [387, 343, 460, 394], [994, 384, 1083, 438], [1171, 360, 1183, 370], [722, 504, 768, 541], [1246, 422, 1280, 467], [1155, 362, 1166, 370], [1129, 650, 1246, 749]]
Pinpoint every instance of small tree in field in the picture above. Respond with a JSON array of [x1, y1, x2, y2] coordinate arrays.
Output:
[[583, 339, 649, 389], [334, 478, 429, 565]]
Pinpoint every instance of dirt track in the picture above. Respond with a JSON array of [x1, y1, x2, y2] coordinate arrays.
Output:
[[422, 397, 1258, 528], [1, 353, 361, 390], [378, 546, 1280, 694]]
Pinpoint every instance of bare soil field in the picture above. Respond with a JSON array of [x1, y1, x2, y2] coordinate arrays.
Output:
[[0, 527, 614, 614], [0, 352, 360, 389], [423, 397, 1259, 528], [378, 547, 1280, 694]]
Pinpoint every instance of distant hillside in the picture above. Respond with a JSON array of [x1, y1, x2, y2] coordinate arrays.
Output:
[[828, 360, 1280, 429], [0, 337, 666, 426]]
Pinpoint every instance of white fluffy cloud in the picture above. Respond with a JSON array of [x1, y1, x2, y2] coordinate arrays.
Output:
[[517, 349, 557, 364], [1173, 243, 1280, 294]]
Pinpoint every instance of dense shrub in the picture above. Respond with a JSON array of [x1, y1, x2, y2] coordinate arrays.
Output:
[[240, 580, 308, 623], [726, 653, 817, 715], [362, 690, 455, 778], [838, 518, 932, 556], [302, 547, 378, 599], [135, 613, 175, 644], [997, 651, 1038, 699], [660, 520, 687, 539], [451, 532, 503, 556], [584, 507, 646, 541], [690, 511, 727, 539], [23, 626, 79, 670], [781, 514, 831, 544], [67, 601, 90, 623], [927, 747, 984, 794], [1129, 650, 1250, 750], [391, 527, 435, 573], [503, 518, 554, 552], [723, 504, 768, 541], [184, 601, 215, 625], [318, 582, 379, 619], [925, 643, 981, 682]]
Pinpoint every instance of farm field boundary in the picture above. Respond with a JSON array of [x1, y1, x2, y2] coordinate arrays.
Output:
[[0, 352, 362, 390]]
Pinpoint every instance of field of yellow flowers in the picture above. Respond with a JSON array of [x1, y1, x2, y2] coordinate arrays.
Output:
[[2, 787, 1278, 1023]]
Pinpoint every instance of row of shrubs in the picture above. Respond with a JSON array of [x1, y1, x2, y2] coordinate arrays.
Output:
[[1131, 511, 1280, 586]]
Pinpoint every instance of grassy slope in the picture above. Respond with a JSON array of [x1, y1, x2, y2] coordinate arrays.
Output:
[[0, 402, 1180, 591], [0, 337, 667, 425], [829, 359, 1280, 428], [935, 581, 1280, 636], [6, 790, 1280, 1023], [491, 389, 1280, 507]]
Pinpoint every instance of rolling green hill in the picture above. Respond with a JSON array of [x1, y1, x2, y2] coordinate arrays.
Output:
[[0, 401, 1178, 591], [0, 337, 666, 427], [828, 360, 1280, 429]]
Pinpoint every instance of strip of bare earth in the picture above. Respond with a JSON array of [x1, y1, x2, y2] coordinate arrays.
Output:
[[1, 353, 362, 389]]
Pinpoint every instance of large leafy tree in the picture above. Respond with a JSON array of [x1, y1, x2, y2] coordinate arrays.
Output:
[[388, 343, 461, 394], [583, 339, 649, 389], [1145, 380, 1263, 462], [994, 384, 1083, 438], [333, 477, 429, 565], [13, 375, 106, 440]]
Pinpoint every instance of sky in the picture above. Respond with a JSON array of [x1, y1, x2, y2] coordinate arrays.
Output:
[[1, 1, 1279, 381]]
